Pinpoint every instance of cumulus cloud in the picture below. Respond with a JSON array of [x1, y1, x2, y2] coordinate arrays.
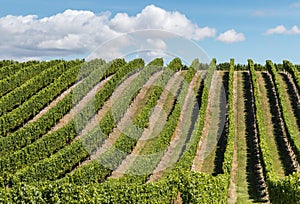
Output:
[[109, 5, 216, 41], [216, 29, 245, 43], [0, 5, 216, 60], [264, 25, 300, 35]]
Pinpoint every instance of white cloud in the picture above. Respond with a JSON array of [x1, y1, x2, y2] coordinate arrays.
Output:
[[252, 10, 267, 17], [0, 5, 216, 60], [145, 38, 167, 50], [291, 1, 300, 8], [109, 5, 216, 40], [264, 25, 286, 34], [264, 25, 300, 35], [87, 32, 172, 62], [251, 9, 278, 17], [290, 25, 300, 34], [216, 29, 245, 43]]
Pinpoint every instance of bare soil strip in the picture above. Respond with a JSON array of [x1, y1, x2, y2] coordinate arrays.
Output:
[[26, 80, 81, 125], [110, 72, 183, 178], [191, 71, 226, 173], [227, 71, 238, 204], [48, 76, 112, 134], [148, 71, 202, 181]]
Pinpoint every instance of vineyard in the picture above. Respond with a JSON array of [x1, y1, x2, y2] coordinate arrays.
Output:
[[0, 57, 299, 203]]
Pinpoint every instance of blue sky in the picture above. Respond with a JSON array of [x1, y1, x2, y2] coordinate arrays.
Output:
[[0, 0, 300, 64]]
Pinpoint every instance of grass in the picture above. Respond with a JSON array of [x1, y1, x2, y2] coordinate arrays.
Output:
[[256, 72, 285, 177], [235, 72, 252, 203], [235, 71, 256, 203]]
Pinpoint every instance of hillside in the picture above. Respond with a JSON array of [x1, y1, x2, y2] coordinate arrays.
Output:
[[0, 58, 299, 203]]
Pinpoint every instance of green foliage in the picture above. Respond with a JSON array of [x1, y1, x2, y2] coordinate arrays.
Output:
[[275, 63, 284, 71], [249, 59, 300, 203], [217, 62, 230, 70], [0, 61, 68, 116], [0, 60, 84, 136], [222, 58, 235, 174], [176, 171, 228, 203], [0, 59, 144, 180], [147, 57, 163, 67], [123, 63, 196, 180], [235, 63, 248, 70], [0, 59, 16, 69], [267, 60, 300, 163], [190, 58, 201, 70], [268, 172, 300, 204], [133, 86, 163, 128], [254, 63, 266, 71], [1, 58, 300, 203], [283, 60, 300, 97], [173, 58, 215, 170], [167, 57, 183, 71], [0, 60, 41, 93], [217, 61, 247, 71], [0, 177, 178, 203], [249, 59, 276, 179], [0, 170, 230, 203], [67, 59, 169, 185], [11, 59, 175, 184]]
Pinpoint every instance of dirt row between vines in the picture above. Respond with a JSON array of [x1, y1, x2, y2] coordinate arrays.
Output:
[[227, 71, 238, 204], [148, 71, 202, 182], [47, 76, 113, 134], [26, 80, 82, 125], [110, 72, 183, 178]]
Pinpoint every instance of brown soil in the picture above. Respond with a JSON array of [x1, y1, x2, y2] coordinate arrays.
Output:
[[49, 76, 112, 134], [26, 80, 81, 125], [227, 71, 238, 204]]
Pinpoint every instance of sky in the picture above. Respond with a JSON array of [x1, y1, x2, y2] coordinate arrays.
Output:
[[0, 0, 300, 64]]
